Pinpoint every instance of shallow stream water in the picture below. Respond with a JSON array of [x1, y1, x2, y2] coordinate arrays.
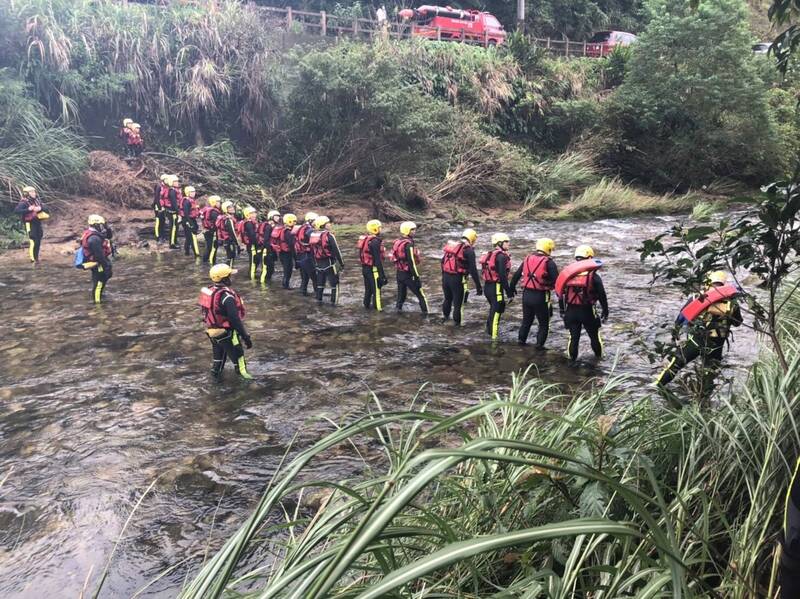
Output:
[[0, 216, 757, 597]]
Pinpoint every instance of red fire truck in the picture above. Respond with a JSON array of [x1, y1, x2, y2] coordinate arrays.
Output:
[[398, 5, 507, 46]]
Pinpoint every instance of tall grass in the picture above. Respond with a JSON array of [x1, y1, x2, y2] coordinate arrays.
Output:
[[524, 150, 599, 210], [176, 307, 800, 598]]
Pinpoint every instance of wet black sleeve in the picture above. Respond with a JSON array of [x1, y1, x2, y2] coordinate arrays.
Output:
[[496, 253, 512, 295], [88, 234, 110, 268], [405, 242, 421, 278], [181, 198, 192, 218], [593, 273, 609, 315], [546, 259, 558, 285], [244, 221, 257, 244], [329, 234, 344, 267], [221, 293, 249, 339], [14, 200, 29, 216], [370, 237, 385, 278], [464, 247, 481, 288], [168, 189, 179, 212], [285, 230, 296, 258], [510, 261, 524, 290]]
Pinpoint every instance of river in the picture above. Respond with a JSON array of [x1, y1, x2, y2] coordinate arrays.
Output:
[[0, 215, 758, 597]]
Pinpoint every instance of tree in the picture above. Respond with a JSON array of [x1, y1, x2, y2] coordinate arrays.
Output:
[[604, 0, 780, 189]]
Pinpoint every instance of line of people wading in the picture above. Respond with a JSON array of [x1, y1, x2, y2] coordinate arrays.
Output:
[[16, 171, 743, 395]]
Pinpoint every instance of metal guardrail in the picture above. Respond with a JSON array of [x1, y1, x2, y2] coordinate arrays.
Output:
[[252, 4, 595, 56]]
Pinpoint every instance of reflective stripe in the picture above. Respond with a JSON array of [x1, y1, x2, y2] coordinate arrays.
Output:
[[250, 246, 257, 279], [460, 276, 467, 323], [491, 312, 500, 339], [154, 216, 160, 239], [94, 281, 104, 304], [170, 214, 178, 244], [373, 267, 383, 311], [260, 248, 268, 285], [209, 239, 217, 263], [192, 234, 200, 256]]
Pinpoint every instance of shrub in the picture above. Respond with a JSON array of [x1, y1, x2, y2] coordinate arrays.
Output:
[[525, 150, 600, 210]]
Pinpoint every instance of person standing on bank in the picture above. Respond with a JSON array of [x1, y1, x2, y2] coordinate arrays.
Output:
[[510, 238, 559, 348], [15, 185, 48, 264]]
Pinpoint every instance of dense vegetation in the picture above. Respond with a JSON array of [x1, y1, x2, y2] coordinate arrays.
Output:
[[0, 0, 796, 223]]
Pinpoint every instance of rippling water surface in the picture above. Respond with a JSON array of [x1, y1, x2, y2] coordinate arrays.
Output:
[[0, 216, 757, 597]]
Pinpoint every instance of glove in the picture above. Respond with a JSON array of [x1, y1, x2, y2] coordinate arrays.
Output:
[[242, 335, 253, 349], [378, 277, 388, 288], [476, 284, 483, 295], [508, 289, 516, 299], [601, 310, 609, 324]]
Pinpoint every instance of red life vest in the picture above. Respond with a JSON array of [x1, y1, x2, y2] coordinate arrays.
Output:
[[80, 228, 112, 261], [200, 206, 219, 230], [127, 131, 143, 146], [521, 254, 553, 291], [357, 235, 384, 266], [310, 230, 332, 260], [21, 198, 42, 223], [198, 285, 246, 330], [441, 240, 467, 275], [270, 225, 290, 253], [293, 223, 313, 254], [237, 219, 258, 245], [184, 197, 199, 219], [256, 222, 271, 247], [215, 214, 234, 241], [391, 238, 420, 272], [159, 185, 171, 209], [480, 249, 510, 283], [564, 272, 598, 306]]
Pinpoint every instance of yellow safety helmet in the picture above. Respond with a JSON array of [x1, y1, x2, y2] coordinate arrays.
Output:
[[304, 211, 319, 223], [159, 174, 170, 182], [283, 213, 297, 226], [535, 238, 555, 255], [123, 118, 133, 126], [366, 219, 382, 235], [707, 271, 728, 286], [184, 186, 196, 195], [131, 122, 141, 130], [268, 209, 281, 220], [22, 185, 36, 194], [575, 245, 594, 259], [87, 214, 106, 226], [207, 195, 220, 207], [170, 176, 180, 186], [243, 206, 257, 218], [221, 200, 234, 212], [314, 215, 330, 230], [462, 228, 478, 245], [491, 233, 510, 246], [400, 221, 417, 236], [210, 263, 237, 282]]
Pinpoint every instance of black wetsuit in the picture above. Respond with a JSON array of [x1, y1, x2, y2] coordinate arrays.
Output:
[[202, 207, 220, 263], [510, 253, 559, 347], [295, 223, 315, 295], [484, 250, 514, 339], [259, 222, 276, 284], [559, 270, 609, 361], [442, 244, 482, 325], [15, 197, 45, 262], [218, 216, 238, 266], [656, 297, 742, 395], [279, 228, 295, 289], [242, 220, 259, 280], [152, 184, 167, 241], [207, 284, 251, 379], [85, 226, 113, 304], [181, 198, 199, 256], [167, 188, 180, 248], [314, 231, 345, 304], [395, 238, 428, 313], [362, 236, 387, 311]]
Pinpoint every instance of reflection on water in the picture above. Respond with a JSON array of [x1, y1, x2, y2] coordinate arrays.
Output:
[[0, 216, 757, 597]]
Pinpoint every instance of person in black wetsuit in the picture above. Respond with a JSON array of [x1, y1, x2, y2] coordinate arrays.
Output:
[[152, 174, 169, 242], [181, 185, 200, 257], [392, 221, 428, 314], [238, 206, 260, 279], [441, 228, 482, 326], [558, 245, 609, 362], [199, 195, 221, 263], [655, 270, 742, 396], [166, 176, 182, 249], [295, 211, 318, 296], [80, 214, 114, 304], [359, 219, 387, 311], [200, 264, 253, 380], [276, 213, 297, 289], [309, 215, 345, 304], [215, 201, 238, 266], [15, 186, 47, 263], [481, 233, 514, 339], [510, 238, 559, 348], [260, 210, 281, 284]]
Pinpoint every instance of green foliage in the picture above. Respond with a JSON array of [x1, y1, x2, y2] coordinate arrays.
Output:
[[525, 150, 600, 209], [604, 0, 780, 188], [177, 319, 800, 597], [0, 69, 87, 202]]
